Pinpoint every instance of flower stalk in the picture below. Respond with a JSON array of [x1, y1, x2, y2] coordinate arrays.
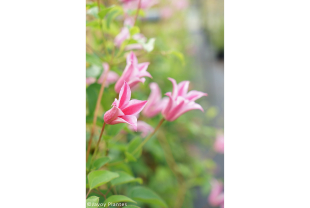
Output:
[[132, 118, 165, 155]]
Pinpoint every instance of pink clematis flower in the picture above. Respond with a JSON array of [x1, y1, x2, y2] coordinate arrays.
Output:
[[162, 78, 207, 121], [98, 63, 119, 87], [86, 77, 96, 86], [114, 51, 152, 93], [143, 82, 169, 118], [104, 81, 148, 131], [114, 27, 130, 48], [129, 121, 154, 137], [208, 180, 224, 207], [214, 134, 224, 154]]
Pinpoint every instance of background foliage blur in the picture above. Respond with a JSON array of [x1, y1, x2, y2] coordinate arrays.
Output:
[[86, 0, 224, 207]]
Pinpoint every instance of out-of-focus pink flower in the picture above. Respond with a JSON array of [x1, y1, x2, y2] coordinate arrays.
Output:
[[97, 63, 119, 87], [143, 82, 169, 117], [122, 0, 159, 10], [214, 135, 224, 154], [129, 121, 154, 137], [125, 33, 147, 51], [114, 27, 130, 48], [124, 16, 134, 27], [160, 7, 173, 19], [162, 78, 207, 121], [86, 63, 119, 87], [115, 51, 152, 93], [208, 180, 224, 207], [104, 82, 147, 131], [86, 77, 96, 86], [172, 0, 188, 10]]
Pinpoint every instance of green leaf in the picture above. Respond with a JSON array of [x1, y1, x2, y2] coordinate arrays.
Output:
[[167, 49, 185, 65], [93, 157, 110, 170], [129, 26, 140, 36], [142, 38, 156, 52], [128, 187, 168, 208], [86, 83, 100, 115], [125, 152, 137, 162], [104, 195, 136, 205], [88, 170, 119, 190], [86, 53, 102, 66], [86, 196, 99, 208], [111, 171, 143, 186], [127, 137, 142, 159], [106, 6, 123, 29], [106, 123, 126, 136], [98, 6, 115, 19]]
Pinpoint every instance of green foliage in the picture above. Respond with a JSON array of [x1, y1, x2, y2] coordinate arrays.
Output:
[[93, 157, 110, 170], [88, 170, 119, 190], [128, 186, 168, 208], [86, 196, 100, 208], [104, 195, 136, 204], [111, 171, 143, 186]]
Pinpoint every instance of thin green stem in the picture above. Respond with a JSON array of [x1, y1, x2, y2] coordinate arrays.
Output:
[[132, 118, 165, 155], [89, 122, 106, 169], [134, 0, 142, 25]]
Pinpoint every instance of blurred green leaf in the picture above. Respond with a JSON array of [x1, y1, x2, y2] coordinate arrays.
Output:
[[106, 123, 126, 137], [127, 137, 142, 159], [129, 26, 140, 36], [88, 170, 119, 190], [125, 152, 137, 162], [86, 196, 99, 208], [86, 53, 102, 66], [111, 171, 143, 186], [104, 195, 136, 205], [86, 84, 101, 116], [93, 157, 110, 170], [167, 49, 185, 65], [128, 186, 168, 208], [206, 106, 219, 119], [106, 6, 123, 28]]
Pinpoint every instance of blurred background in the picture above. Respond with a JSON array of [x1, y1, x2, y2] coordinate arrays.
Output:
[[86, 0, 224, 207]]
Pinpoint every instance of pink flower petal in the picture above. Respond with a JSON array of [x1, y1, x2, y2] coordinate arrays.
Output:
[[121, 100, 148, 115], [118, 81, 131, 109], [103, 106, 125, 124], [177, 81, 190, 97], [185, 90, 208, 101], [168, 77, 178, 99], [110, 115, 137, 131]]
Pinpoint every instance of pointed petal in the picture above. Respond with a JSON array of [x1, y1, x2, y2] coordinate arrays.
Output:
[[168, 101, 204, 121], [121, 99, 148, 115], [127, 77, 145, 89], [114, 27, 130, 47], [162, 93, 175, 119], [111, 115, 137, 131], [185, 90, 208, 101], [165, 99, 185, 121], [126, 51, 138, 66], [118, 81, 131, 109], [86, 77, 96, 85], [137, 62, 150, 72], [114, 61, 136, 93], [103, 106, 125, 124], [103, 62, 109, 72], [177, 81, 190, 97], [168, 77, 178, 99], [139, 70, 152, 78]]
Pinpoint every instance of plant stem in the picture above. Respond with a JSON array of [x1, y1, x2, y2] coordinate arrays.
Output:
[[134, 0, 142, 25], [86, 189, 91, 199], [89, 122, 106, 169], [86, 62, 110, 162], [132, 118, 165, 155]]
